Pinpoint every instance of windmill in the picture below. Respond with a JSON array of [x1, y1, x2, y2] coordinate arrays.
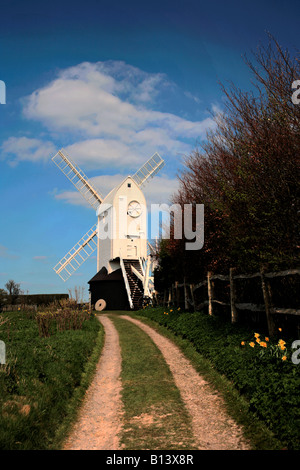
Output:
[[51, 149, 164, 310]]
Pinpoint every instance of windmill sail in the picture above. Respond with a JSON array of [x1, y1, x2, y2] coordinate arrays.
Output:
[[54, 224, 98, 281], [52, 149, 103, 210], [132, 152, 165, 187]]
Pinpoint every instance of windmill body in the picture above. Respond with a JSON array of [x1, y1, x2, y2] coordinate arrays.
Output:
[[51, 149, 164, 310], [96, 175, 147, 274]]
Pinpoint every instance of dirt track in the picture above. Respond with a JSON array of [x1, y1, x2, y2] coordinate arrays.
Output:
[[64, 314, 250, 450], [64, 315, 124, 450]]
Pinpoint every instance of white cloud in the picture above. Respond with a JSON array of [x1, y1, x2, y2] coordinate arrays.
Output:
[[64, 139, 142, 170], [1, 136, 56, 166], [143, 175, 179, 206], [184, 91, 202, 104], [54, 189, 96, 208], [20, 61, 216, 170], [54, 173, 178, 209]]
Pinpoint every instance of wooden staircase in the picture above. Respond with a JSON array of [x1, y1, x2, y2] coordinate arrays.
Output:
[[123, 259, 144, 310]]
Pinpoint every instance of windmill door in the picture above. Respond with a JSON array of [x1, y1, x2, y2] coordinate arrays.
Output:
[[127, 241, 138, 258]]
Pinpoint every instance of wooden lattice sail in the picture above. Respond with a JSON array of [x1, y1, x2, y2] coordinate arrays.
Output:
[[132, 152, 165, 187], [52, 149, 103, 210], [53, 224, 98, 281]]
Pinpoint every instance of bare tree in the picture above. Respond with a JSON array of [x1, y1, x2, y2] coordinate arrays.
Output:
[[68, 286, 85, 305], [157, 35, 300, 285], [5, 280, 21, 305]]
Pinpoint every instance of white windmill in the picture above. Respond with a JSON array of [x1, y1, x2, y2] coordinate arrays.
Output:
[[51, 149, 164, 310]]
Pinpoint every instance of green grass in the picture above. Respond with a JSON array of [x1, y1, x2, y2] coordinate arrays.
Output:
[[2, 307, 296, 450], [110, 314, 197, 450], [0, 310, 104, 450], [134, 307, 300, 450]]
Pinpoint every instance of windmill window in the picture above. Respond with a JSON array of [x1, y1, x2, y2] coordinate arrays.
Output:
[[128, 183, 131, 187]]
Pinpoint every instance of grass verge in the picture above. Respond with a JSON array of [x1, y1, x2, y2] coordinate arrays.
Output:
[[0, 310, 104, 450], [110, 314, 197, 450], [132, 309, 289, 450]]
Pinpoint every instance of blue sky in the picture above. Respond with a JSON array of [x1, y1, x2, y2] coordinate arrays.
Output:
[[0, 0, 299, 297]]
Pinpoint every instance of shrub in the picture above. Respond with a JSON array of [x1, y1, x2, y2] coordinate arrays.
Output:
[[36, 299, 92, 337]]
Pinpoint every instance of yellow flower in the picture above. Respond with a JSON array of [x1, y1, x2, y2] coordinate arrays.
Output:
[[282, 356, 287, 361], [256, 338, 261, 344], [265, 337, 269, 342], [278, 339, 286, 350], [254, 333, 260, 338], [241, 341, 245, 346], [170, 309, 173, 312], [260, 342, 267, 348], [278, 328, 282, 332], [249, 342, 255, 348]]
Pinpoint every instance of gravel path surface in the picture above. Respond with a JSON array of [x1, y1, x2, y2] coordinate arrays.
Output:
[[121, 315, 250, 450], [64, 315, 124, 450]]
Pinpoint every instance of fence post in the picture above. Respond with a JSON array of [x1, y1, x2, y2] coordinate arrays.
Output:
[[260, 267, 276, 337], [230, 267, 238, 323], [163, 290, 167, 307], [171, 284, 175, 306], [167, 288, 172, 308], [175, 281, 179, 307], [184, 277, 189, 310], [207, 271, 213, 316], [190, 284, 195, 311]]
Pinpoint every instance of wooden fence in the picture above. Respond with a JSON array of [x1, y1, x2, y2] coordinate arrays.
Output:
[[159, 268, 300, 337]]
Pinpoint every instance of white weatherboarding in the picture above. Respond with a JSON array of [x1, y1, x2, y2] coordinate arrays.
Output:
[[51, 149, 165, 310]]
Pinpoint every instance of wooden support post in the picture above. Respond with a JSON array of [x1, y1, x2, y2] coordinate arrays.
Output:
[[260, 267, 276, 337], [230, 267, 238, 323], [207, 271, 213, 316]]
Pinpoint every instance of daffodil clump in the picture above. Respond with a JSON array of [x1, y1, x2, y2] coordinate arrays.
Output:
[[142, 300, 155, 310], [135, 307, 300, 449], [241, 328, 288, 361], [163, 307, 181, 315]]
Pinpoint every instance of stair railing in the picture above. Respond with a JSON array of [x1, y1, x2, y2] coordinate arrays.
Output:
[[119, 251, 134, 309]]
